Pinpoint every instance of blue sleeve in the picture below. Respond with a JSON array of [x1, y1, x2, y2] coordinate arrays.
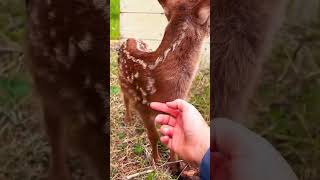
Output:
[[200, 149, 210, 180]]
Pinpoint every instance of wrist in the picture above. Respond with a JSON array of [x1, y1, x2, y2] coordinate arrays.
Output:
[[194, 126, 210, 166]]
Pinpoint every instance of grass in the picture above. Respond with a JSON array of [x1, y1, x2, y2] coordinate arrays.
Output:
[[0, 0, 26, 44], [110, 0, 120, 40], [249, 22, 320, 180], [110, 48, 210, 179]]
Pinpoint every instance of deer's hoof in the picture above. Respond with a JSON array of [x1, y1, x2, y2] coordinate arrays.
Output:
[[168, 162, 181, 176], [152, 154, 161, 164], [123, 116, 133, 125]]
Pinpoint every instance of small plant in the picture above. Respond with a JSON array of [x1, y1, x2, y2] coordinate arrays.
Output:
[[146, 171, 156, 180], [118, 132, 126, 140], [110, 86, 120, 95], [133, 143, 144, 155]]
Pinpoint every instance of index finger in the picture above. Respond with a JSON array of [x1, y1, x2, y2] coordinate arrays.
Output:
[[150, 102, 179, 117], [166, 99, 190, 112]]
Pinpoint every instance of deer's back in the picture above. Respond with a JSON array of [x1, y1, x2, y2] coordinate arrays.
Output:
[[118, 39, 198, 108]]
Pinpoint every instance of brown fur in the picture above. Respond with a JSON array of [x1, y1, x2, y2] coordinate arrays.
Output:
[[118, 0, 210, 165], [211, 0, 287, 123], [25, 0, 108, 179]]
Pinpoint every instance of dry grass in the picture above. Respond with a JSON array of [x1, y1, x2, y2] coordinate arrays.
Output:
[[110, 43, 210, 179], [0, 53, 95, 180]]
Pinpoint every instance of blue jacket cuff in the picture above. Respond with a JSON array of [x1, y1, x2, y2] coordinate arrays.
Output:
[[199, 149, 210, 180]]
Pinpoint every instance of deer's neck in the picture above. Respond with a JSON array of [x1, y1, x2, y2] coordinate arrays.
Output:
[[149, 21, 205, 70]]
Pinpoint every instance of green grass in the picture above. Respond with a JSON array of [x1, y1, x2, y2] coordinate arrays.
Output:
[[110, 0, 120, 40], [0, 0, 26, 44], [0, 76, 31, 106]]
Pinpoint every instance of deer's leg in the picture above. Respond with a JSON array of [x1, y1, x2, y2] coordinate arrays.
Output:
[[43, 105, 71, 180], [123, 95, 133, 123], [169, 150, 181, 174], [139, 111, 160, 162], [70, 124, 107, 180]]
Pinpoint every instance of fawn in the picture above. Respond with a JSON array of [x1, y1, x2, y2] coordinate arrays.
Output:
[[25, 0, 108, 179], [118, 0, 210, 165], [211, 0, 287, 123]]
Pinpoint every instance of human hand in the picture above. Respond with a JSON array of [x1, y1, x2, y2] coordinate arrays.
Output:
[[150, 99, 210, 166], [212, 118, 299, 180]]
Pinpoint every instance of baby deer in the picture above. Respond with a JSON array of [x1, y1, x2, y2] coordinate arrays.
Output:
[[118, 0, 210, 165], [25, 0, 108, 179], [211, 0, 287, 123]]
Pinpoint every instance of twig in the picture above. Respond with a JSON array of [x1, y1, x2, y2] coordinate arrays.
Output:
[[305, 71, 320, 80], [278, 45, 302, 82], [143, 145, 156, 169], [177, 164, 188, 179], [160, 160, 184, 167], [125, 169, 154, 180], [0, 47, 22, 54]]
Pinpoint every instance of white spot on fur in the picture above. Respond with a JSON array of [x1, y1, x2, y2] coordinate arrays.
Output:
[[85, 113, 96, 123], [28, 32, 42, 49], [48, 11, 56, 20], [121, 82, 128, 88], [36, 69, 56, 82], [92, 0, 106, 10], [48, 75, 56, 82], [84, 76, 91, 87], [139, 87, 147, 97], [134, 96, 141, 102], [146, 77, 156, 94], [43, 50, 50, 57], [134, 72, 139, 78], [78, 32, 93, 51], [121, 42, 148, 69], [149, 56, 163, 70], [142, 99, 148, 105], [95, 83, 106, 100], [163, 48, 170, 58], [50, 29, 56, 38], [54, 46, 66, 64], [148, 26, 186, 70], [126, 76, 133, 83], [54, 44, 73, 68], [59, 88, 73, 98], [68, 37, 77, 60], [30, 9, 40, 26], [95, 83, 103, 90], [136, 40, 148, 51]]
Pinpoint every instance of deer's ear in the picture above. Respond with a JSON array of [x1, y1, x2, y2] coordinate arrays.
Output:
[[194, 0, 210, 24]]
